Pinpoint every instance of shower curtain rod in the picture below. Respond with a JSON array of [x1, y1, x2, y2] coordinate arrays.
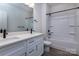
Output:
[[46, 7, 79, 16]]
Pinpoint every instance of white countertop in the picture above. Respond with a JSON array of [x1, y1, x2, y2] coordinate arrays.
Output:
[[0, 31, 43, 48]]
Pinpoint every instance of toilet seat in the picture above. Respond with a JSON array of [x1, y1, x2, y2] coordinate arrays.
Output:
[[44, 40, 52, 46]]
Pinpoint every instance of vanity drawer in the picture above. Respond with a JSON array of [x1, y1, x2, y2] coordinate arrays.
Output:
[[27, 38, 35, 43], [35, 37, 43, 43], [27, 45, 36, 56], [27, 38, 36, 46]]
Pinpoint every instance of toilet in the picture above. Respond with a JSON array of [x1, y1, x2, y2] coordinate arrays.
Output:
[[44, 40, 52, 52]]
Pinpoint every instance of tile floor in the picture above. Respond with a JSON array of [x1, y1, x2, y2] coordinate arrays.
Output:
[[43, 48, 78, 56]]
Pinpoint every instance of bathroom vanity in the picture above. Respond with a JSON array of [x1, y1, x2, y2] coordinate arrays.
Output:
[[0, 31, 44, 56]]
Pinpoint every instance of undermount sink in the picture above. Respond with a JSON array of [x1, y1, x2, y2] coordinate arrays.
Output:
[[0, 37, 2, 39], [0, 36, 20, 40], [7, 37, 20, 39]]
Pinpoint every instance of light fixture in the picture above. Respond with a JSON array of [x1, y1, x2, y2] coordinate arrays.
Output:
[[24, 3, 34, 8]]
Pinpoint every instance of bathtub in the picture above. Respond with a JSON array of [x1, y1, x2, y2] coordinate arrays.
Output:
[[49, 38, 78, 54]]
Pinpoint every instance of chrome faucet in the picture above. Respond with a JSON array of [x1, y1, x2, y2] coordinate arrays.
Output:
[[30, 28, 33, 34], [0, 28, 3, 33], [3, 29, 7, 38], [0, 29, 8, 38]]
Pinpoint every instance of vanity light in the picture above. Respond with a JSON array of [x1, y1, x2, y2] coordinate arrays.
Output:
[[24, 3, 34, 8]]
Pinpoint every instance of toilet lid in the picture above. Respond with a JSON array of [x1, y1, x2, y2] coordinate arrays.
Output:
[[44, 41, 52, 46]]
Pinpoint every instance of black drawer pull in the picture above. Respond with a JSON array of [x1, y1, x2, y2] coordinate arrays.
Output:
[[29, 40, 34, 43], [29, 49, 34, 53]]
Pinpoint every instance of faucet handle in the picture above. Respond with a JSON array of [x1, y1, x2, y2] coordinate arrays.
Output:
[[30, 28, 33, 34], [26, 28, 29, 31], [0, 29, 3, 33], [3, 29, 6, 38]]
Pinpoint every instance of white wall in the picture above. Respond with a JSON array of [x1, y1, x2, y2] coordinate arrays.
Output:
[[33, 3, 42, 32], [49, 3, 76, 12], [33, 3, 50, 39], [0, 3, 33, 32], [34, 3, 79, 55]]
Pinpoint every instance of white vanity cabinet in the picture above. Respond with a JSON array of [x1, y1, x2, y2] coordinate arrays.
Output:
[[0, 34, 44, 56], [26, 36, 44, 56]]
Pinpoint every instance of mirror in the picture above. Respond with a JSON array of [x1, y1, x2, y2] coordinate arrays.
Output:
[[0, 3, 33, 32]]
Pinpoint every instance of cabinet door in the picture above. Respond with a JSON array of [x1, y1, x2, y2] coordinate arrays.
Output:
[[26, 38, 36, 56], [35, 37, 44, 56], [0, 41, 25, 56], [26, 36, 44, 56]]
